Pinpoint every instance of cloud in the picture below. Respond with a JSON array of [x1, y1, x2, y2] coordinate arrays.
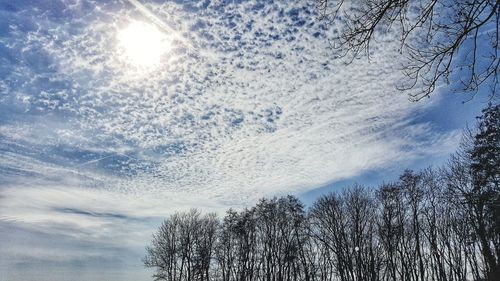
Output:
[[1, 0, 453, 196], [0, 220, 151, 281], [0, 0, 462, 278]]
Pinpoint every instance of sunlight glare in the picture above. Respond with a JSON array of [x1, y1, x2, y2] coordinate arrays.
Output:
[[117, 21, 171, 68]]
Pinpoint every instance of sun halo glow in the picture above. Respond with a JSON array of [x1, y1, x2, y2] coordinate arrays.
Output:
[[117, 21, 171, 68]]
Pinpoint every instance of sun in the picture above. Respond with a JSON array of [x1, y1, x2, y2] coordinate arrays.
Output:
[[117, 21, 171, 68]]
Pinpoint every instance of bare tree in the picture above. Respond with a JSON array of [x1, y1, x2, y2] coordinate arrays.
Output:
[[215, 208, 258, 281], [316, 0, 499, 100], [399, 170, 426, 281], [376, 183, 404, 281], [144, 210, 219, 281], [309, 191, 350, 281]]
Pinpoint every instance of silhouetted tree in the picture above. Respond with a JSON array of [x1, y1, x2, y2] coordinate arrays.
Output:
[[144, 210, 218, 281], [468, 103, 500, 279], [444, 103, 499, 280]]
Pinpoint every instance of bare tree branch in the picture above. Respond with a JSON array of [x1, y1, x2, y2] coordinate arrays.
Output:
[[317, 0, 499, 101]]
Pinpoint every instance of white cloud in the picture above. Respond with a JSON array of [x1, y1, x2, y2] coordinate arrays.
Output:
[[0, 0, 462, 277], [0, 0, 462, 223]]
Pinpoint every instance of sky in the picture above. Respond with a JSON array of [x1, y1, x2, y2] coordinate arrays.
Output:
[[0, 0, 491, 280]]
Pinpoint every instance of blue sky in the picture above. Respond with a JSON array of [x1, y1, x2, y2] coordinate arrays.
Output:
[[0, 0, 490, 280]]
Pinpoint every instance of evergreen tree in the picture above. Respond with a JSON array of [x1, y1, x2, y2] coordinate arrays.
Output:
[[469, 103, 500, 279]]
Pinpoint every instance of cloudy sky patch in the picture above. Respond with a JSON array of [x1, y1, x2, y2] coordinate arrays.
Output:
[[0, 0, 484, 280]]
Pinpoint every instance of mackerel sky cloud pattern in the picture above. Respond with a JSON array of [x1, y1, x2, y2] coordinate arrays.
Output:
[[0, 1, 465, 280]]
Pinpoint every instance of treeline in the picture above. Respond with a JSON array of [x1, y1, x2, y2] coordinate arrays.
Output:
[[144, 104, 499, 281]]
